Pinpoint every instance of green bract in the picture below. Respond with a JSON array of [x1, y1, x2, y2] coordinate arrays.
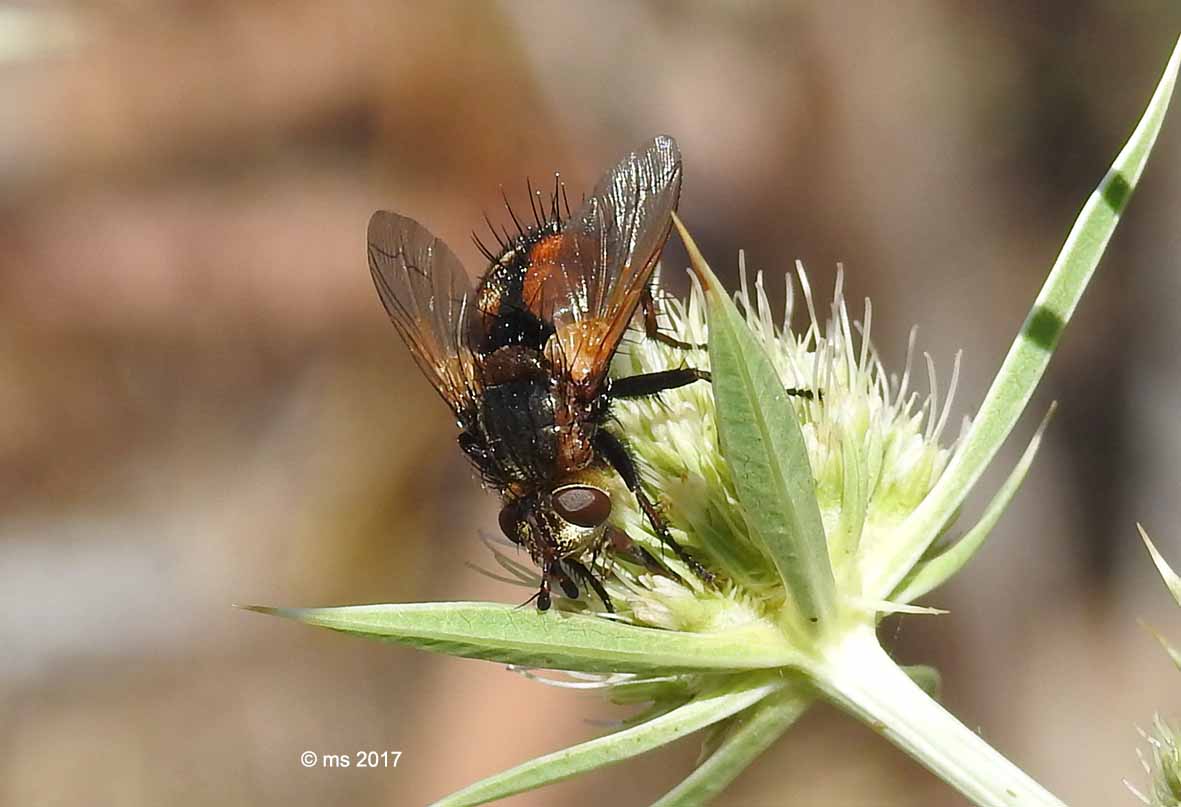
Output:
[[250, 34, 1180, 807]]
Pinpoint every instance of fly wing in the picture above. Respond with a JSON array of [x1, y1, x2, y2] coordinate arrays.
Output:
[[539, 135, 682, 390], [367, 211, 481, 416]]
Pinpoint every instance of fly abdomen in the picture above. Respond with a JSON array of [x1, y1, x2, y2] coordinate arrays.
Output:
[[480, 345, 546, 387]]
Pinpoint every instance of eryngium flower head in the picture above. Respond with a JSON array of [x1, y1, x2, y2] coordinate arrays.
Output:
[[606, 261, 962, 622]]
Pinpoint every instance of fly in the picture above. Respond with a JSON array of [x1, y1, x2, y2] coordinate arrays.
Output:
[[367, 135, 713, 611]]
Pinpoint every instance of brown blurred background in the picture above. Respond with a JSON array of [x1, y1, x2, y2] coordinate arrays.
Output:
[[1, 2, 1180, 805]]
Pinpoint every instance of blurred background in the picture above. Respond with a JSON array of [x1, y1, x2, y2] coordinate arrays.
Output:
[[1, 2, 1180, 805]]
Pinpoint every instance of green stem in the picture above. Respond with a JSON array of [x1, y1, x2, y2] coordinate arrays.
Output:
[[810, 627, 1066, 807]]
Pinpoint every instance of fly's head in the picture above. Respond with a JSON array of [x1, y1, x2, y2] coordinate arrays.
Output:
[[498, 478, 614, 565]]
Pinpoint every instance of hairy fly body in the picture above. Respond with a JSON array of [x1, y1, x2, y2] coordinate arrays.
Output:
[[367, 136, 710, 611]]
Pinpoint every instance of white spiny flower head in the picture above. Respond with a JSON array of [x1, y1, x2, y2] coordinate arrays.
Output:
[[600, 257, 964, 625]]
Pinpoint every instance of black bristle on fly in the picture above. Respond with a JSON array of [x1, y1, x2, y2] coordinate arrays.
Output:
[[472, 233, 497, 262], [482, 212, 507, 250], [471, 177, 569, 268], [501, 187, 528, 240], [527, 177, 544, 229]]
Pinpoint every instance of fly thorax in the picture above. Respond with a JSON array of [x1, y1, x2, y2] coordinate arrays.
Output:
[[477, 378, 559, 482], [556, 421, 596, 471]]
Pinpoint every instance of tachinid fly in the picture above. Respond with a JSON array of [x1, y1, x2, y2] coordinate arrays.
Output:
[[367, 135, 711, 611]]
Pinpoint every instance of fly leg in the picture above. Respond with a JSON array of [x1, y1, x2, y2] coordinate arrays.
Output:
[[610, 367, 709, 399], [641, 286, 704, 351], [533, 576, 552, 611], [611, 366, 816, 401], [628, 290, 818, 399], [553, 562, 580, 600], [533, 559, 579, 612], [563, 558, 613, 612], [606, 526, 666, 574], [592, 430, 714, 584]]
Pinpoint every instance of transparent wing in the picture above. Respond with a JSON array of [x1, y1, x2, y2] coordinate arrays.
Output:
[[367, 211, 481, 415], [534, 135, 682, 390]]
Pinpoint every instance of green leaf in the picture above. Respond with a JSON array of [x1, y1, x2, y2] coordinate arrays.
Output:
[[245, 602, 798, 673], [831, 422, 870, 564], [891, 403, 1056, 605], [1140, 525, 1181, 671], [1140, 524, 1181, 608], [650, 686, 812, 807], [870, 34, 1181, 599], [858, 598, 948, 616], [1141, 619, 1181, 672], [673, 214, 836, 632], [431, 677, 785, 807]]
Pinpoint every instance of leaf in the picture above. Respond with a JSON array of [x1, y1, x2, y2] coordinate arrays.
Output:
[[891, 403, 1056, 604], [673, 214, 836, 631], [857, 598, 948, 616], [650, 686, 812, 806], [1140, 524, 1181, 608], [869, 34, 1181, 599], [430, 677, 785, 807], [1140, 619, 1181, 672], [244, 602, 797, 674]]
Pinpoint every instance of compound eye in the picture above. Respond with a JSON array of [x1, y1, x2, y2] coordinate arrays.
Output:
[[498, 504, 522, 543], [552, 485, 612, 528]]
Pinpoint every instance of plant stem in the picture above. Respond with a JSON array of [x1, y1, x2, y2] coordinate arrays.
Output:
[[809, 627, 1066, 807]]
